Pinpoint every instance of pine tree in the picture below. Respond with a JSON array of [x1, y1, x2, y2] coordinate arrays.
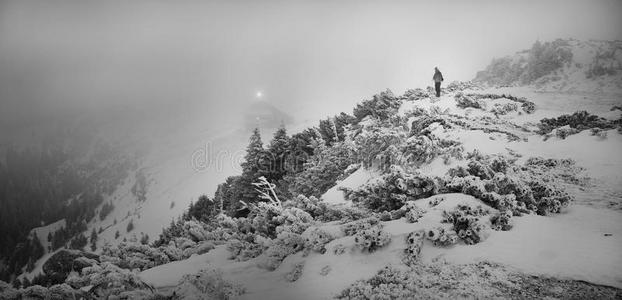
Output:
[[235, 128, 269, 212], [241, 128, 267, 176], [266, 125, 290, 181], [26, 257, 35, 272], [115, 230, 120, 239], [140, 234, 149, 245], [90, 228, 98, 251], [126, 219, 134, 233]]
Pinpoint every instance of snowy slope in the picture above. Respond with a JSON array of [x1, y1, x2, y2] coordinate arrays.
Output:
[[135, 85, 622, 299]]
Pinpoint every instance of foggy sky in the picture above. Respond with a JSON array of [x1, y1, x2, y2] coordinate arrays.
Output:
[[1, 0, 621, 141]]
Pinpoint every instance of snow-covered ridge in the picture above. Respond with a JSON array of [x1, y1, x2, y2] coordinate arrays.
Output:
[[475, 39, 622, 93]]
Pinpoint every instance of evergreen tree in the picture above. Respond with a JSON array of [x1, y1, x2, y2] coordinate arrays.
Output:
[[89, 228, 98, 251], [241, 128, 267, 176], [140, 234, 149, 245], [126, 219, 134, 233], [266, 125, 290, 181], [187, 195, 218, 222], [115, 230, 120, 239], [26, 257, 35, 272], [235, 128, 269, 213]]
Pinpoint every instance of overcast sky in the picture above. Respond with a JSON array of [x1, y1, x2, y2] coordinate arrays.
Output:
[[1, 0, 621, 140]]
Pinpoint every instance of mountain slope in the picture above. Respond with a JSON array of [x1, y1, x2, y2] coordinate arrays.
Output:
[[474, 39, 622, 93]]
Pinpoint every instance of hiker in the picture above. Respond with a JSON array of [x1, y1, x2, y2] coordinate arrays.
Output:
[[432, 67, 444, 97]]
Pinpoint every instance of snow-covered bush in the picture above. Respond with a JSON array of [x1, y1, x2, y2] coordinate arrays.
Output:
[[402, 88, 430, 100], [553, 126, 581, 139], [446, 155, 574, 216], [284, 194, 323, 217], [428, 196, 445, 207], [341, 216, 382, 236], [352, 89, 403, 122], [0, 283, 83, 300], [590, 127, 608, 139], [425, 227, 459, 247], [263, 232, 306, 271], [304, 227, 334, 254], [537, 110, 619, 135], [402, 230, 425, 267], [288, 141, 356, 198], [274, 207, 314, 235], [333, 244, 347, 255], [173, 269, 245, 300], [353, 226, 391, 252], [285, 262, 305, 282], [400, 202, 426, 223], [66, 261, 154, 299], [250, 202, 283, 238], [100, 241, 178, 271], [345, 166, 440, 212], [455, 92, 486, 109], [490, 211, 513, 231], [337, 267, 418, 299], [440, 204, 491, 245], [226, 237, 264, 262], [491, 102, 518, 115], [352, 119, 406, 170]]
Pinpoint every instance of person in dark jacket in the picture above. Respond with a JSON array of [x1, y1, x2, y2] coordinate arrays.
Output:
[[432, 67, 444, 97]]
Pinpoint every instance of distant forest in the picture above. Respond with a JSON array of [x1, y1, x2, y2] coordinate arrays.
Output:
[[0, 133, 136, 281]]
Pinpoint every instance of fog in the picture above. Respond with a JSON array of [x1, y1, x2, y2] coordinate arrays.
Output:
[[1, 0, 621, 145]]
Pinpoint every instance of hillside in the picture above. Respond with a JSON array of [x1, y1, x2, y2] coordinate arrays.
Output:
[[474, 39, 622, 93], [2, 39, 622, 299]]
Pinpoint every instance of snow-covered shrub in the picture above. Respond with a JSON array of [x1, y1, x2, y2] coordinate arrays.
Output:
[[226, 236, 264, 262], [274, 207, 314, 235], [341, 216, 381, 236], [428, 196, 445, 207], [285, 262, 305, 282], [173, 269, 245, 300], [400, 202, 426, 223], [589, 127, 608, 139], [445, 81, 481, 93], [304, 227, 334, 254], [352, 89, 403, 122], [425, 227, 459, 247], [455, 93, 486, 109], [333, 244, 347, 255], [250, 202, 283, 238], [490, 211, 513, 231], [409, 115, 447, 136], [288, 141, 356, 198], [528, 180, 572, 215], [352, 119, 406, 170], [100, 242, 171, 271], [66, 262, 154, 298], [440, 204, 490, 245], [537, 110, 618, 135], [553, 126, 581, 139], [336, 267, 416, 299], [402, 230, 425, 267], [353, 226, 391, 252], [284, 194, 323, 217], [446, 154, 574, 216], [378, 210, 393, 221], [263, 232, 306, 271], [491, 102, 518, 115], [346, 166, 440, 212], [402, 88, 430, 100]]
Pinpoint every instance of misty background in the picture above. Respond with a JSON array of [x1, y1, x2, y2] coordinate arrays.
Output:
[[1, 0, 622, 146]]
